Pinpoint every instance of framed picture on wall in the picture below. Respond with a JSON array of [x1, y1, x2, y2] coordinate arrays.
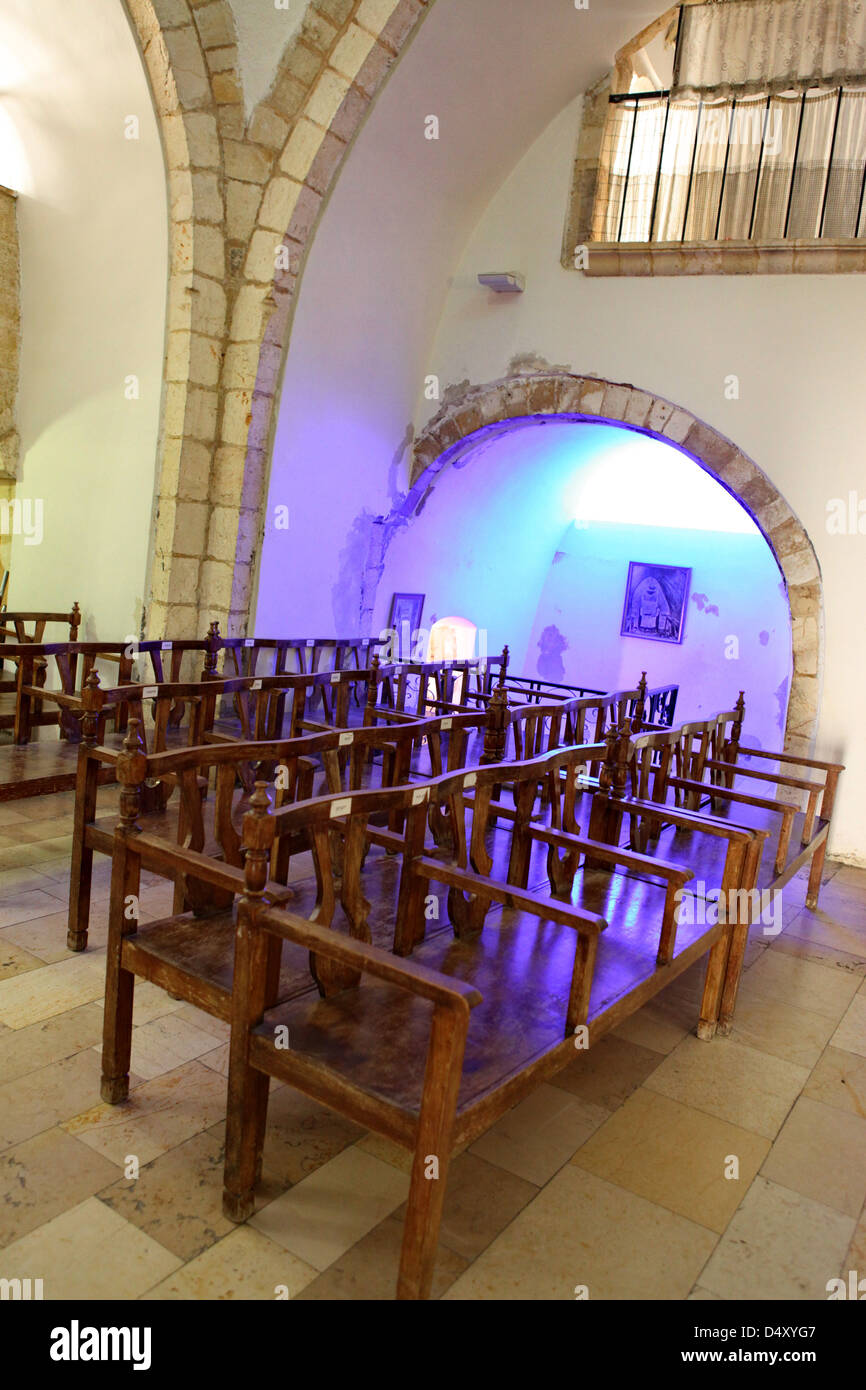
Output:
[[388, 592, 425, 660], [620, 562, 690, 644]]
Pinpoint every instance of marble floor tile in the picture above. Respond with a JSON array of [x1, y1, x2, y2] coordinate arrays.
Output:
[[0, 938, 43, 981], [468, 1083, 609, 1186], [771, 929, 866, 977], [572, 1087, 769, 1233], [354, 1133, 414, 1174], [99, 1128, 234, 1261], [250, 1147, 409, 1270], [0, 1196, 180, 1299], [62, 1060, 228, 1167], [699, 1176, 854, 1300], [645, 1034, 809, 1139], [723, 990, 836, 1069], [760, 1096, 866, 1218], [93, 978, 189, 1027], [0, 1127, 119, 1245], [548, 1034, 662, 1110], [93, 1012, 220, 1081], [784, 910, 866, 963], [443, 1165, 718, 1301], [804, 1046, 866, 1118], [0, 909, 76, 963], [228, 1083, 364, 1194], [0, 1047, 107, 1150], [395, 1151, 538, 1262], [611, 1001, 691, 1055], [142, 1226, 317, 1300], [829, 993, 866, 1058], [0, 953, 106, 1029], [0, 888, 69, 930], [738, 948, 861, 1022], [0, 1003, 104, 1084], [295, 1214, 468, 1300]]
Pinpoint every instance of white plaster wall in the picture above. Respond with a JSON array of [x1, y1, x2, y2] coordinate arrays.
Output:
[[413, 97, 866, 862], [255, 0, 661, 637], [1, 0, 167, 640], [229, 0, 307, 119]]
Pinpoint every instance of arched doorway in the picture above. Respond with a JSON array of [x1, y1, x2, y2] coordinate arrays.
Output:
[[369, 373, 822, 754]]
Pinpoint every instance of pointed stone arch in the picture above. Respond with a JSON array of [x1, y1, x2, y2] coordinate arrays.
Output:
[[124, 0, 429, 637], [379, 371, 822, 754]]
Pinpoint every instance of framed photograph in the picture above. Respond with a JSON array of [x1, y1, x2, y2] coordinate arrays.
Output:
[[388, 592, 425, 659], [620, 562, 690, 644]]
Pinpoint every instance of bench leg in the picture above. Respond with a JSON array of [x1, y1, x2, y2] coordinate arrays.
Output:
[[223, 1066, 270, 1222], [696, 934, 729, 1040], [68, 755, 98, 952], [805, 838, 828, 911], [396, 1005, 467, 1300], [716, 921, 749, 1037], [100, 838, 139, 1104]]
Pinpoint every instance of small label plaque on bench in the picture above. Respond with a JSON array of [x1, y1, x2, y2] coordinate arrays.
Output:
[[244, 639, 254, 647], [142, 686, 158, 699], [161, 641, 171, 651], [252, 679, 262, 690], [339, 732, 353, 747], [330, 797, 352, 819]]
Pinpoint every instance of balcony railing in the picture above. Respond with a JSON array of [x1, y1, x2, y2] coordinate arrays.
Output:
[[596, 85, 866, 245]]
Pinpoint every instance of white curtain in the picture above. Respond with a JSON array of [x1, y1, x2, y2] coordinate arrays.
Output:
[[594, 87, 866, 242], [674, 0, 866, 99]]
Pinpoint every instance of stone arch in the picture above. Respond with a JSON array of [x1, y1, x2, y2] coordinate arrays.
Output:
[[382, 371, 822, 754], [124, 0, 429, 637]]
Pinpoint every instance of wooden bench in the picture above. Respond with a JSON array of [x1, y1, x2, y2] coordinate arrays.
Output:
[[625, 697, 843, 911], [96, 737, 755, 1297], [67, 699, 497, 952]]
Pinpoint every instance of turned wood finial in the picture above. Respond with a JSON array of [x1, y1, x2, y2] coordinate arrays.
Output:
[[611, 720, 632, 800], [632, 670, 648, 732], [733, 689, 746, 735], [117, 718, 146, 832], [366, 652, 381, 706], [242, 781, 275, 897], [499, 645, 510, 682], [71, 601, 81, 630], [81, 669, 102, 746], [598, 722, 619, 794], [202, 620, 221, 679], [481, 683, 509, 764]]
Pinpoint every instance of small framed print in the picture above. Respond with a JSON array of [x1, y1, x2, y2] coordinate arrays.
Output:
[[388, 592, 425, 660], [620, 562, 690, 644]]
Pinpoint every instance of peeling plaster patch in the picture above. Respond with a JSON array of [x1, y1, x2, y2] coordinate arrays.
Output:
[[388, 423, 414, 506], [691, 593, 708, 610], [775, 674, 790, 733], [705, 604, 719, 616], [553, 551, 566, 565], [335, 509, 379, 633], [440, 378, 472, 408], [507, 351, 572, 377], [537, 624, 568, 682], [759, 630, 770, 646]]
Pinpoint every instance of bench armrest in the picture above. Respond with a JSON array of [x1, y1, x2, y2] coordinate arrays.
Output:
[[737, 745, 845, 774], [670, 776, 796, 818], [530, 825, 694, 885], [613, 795, 765, 843], [258, 904, 482, 1011], [704, 758, 821, 793], [411, 856, 606, 937]]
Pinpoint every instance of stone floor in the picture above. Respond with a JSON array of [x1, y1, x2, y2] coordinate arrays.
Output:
[[0, 785, 864, 1300]]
